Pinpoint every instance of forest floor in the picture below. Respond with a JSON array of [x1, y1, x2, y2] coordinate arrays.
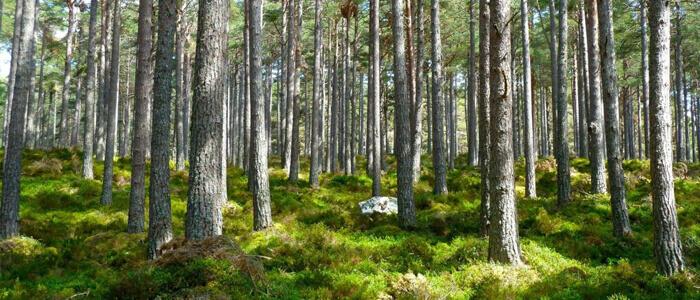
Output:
[[1, 149, 700, 299]]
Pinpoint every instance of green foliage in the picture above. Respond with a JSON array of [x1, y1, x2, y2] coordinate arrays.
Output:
[[1, 149, 700, 299]]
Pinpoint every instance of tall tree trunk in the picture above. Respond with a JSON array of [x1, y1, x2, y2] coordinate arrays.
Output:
[[284, 0, 296, 173], [555, 0, 571, 206], [478, 0, 490, 236], [431, 0, 447, 195], [598, 0, 632, 237], [175, 9, 187, 171], [672, 5, 685, 162], [0, 0, 35, 238], [648, 0, 685, 276], [586, 0, 607, 194], [448, 75, 457, 169], [548, 0, 558, 156], [393, 0, 417, 228], [100, 1, 121, 206], [128, 0, 153, 234], [640, 0, 650, 159], [59, 0, 78, 147], [466, 0, 478, 166], [250, 0, 273, 230], [147, 0, 177, 259], [288, 0, 303, 182], [187, 0, 228, 240], [370, 0, 381, 196], [488, 0, 522, 265], [2, 0, 24, 147], [309, 0, 324, 188], [412, 0, 425, 182], [577, 9, 589, 159], [521, 0, 536, 198]]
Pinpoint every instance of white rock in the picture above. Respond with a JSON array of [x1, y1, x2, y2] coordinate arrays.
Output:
[[359, 196, 398, 215]]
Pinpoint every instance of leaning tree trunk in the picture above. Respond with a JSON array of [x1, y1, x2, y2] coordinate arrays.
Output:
[[430, 0, 447, 195], [187, 0, 228, 240], [0, 0, 35, 239], [370, 0, 381, 197], [586, 0, 607, 194], [309, 0, 324, 188], [250, 0, 273, 231], [467, 0, 478, 166], [598, 0, 632, 238], [147, 0, 176, 259], [488, 0, 522, 265], [555, 0, 571, 206], [478, 0, 491, 236], [393, 0, 417, 229], [648, 0, 685, 276], [100, 1, 121, 206], [521, 0, 536, 198]]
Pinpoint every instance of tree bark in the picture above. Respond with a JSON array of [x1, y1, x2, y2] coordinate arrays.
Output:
[[0, 0, 35, 238], [99, 1, 121, 206], [586, 0, 607, 194], [598, 0, 632, 238], [521, 0, 536, 198], [310, 0, 324, 188], [554, 0, 571, 206], [466, 0, 478, 166], [488, 0, 522, 265], [81, 0, 99, 179], [412, 0, 425, 182], [431, 0, 447, 195], [370, 0, 381, 197], [250, 0, 273, 231], [648, 0, 685, 276], [393, 0, 417, 228], [127, 0, 153, 234], [478, 0, 491, 236], [641, 0, 650, 159]]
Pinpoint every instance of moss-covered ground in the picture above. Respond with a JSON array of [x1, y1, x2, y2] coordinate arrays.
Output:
[[1, 149, 700, 299]]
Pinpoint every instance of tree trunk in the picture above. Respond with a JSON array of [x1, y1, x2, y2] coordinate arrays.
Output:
[[127, 0, 153, 234], [2, 0, 24, 148], [288, 0, 303, 182], [488, 0, 522, 265], [283, 0, 296, 173], [393, 0, 417, 228], [548, 0, 558, 156], [478, 0, 490, 236], [577, 9, 589, 159], [554, 0, 571, 206], [0, 0, 35, 238], [466, 0, 477, 166], [175, 9, 187, 171], [187, 0, 228, 240], [648, 0, 685, 276], [370, 0, 381, 197], [146, 0, 177, 259], [641, 0, 650, 159], [431, 0, 447, 195], [99, 1, 121, 206], [309, 0, 324, 188], [249, 0, 273, 231], [586, 0, 607, 194], [521, 0, 536, 198], [598, 0, 632, 238]]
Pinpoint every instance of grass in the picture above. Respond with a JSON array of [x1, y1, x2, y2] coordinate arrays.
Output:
[[1, 148, 699, 299]]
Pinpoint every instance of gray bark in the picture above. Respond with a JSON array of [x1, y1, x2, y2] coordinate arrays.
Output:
[[467, 0, 478, 166], [641, 0, 650, 159], [521, 0, 536, 198], [555, 0, 571, 206], [598, 0, 632, 238], [59, 1, 78, 147], [431, 0, 447, 195], [175, 9, 187, 171], [99, 1, 120, 206], [648, 0, 685, 276], [393, 0, 417, 228], [370, 0, 381, 196], [128, 0, 153, 234], [147, 0, 177, 259], [310, 0, 324, 188], [2, 0, 23, 147], [187, 0, 228, 240], [250, 0, 273, 231], [478, 0, 491, 236], [0, 0, 35, 238], [412, 0, 425, 182], [586, 0, 607, 194], [488, 0, 522, 265]]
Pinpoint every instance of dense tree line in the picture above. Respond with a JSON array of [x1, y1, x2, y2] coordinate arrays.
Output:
[[1, 0, 698, 277]]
